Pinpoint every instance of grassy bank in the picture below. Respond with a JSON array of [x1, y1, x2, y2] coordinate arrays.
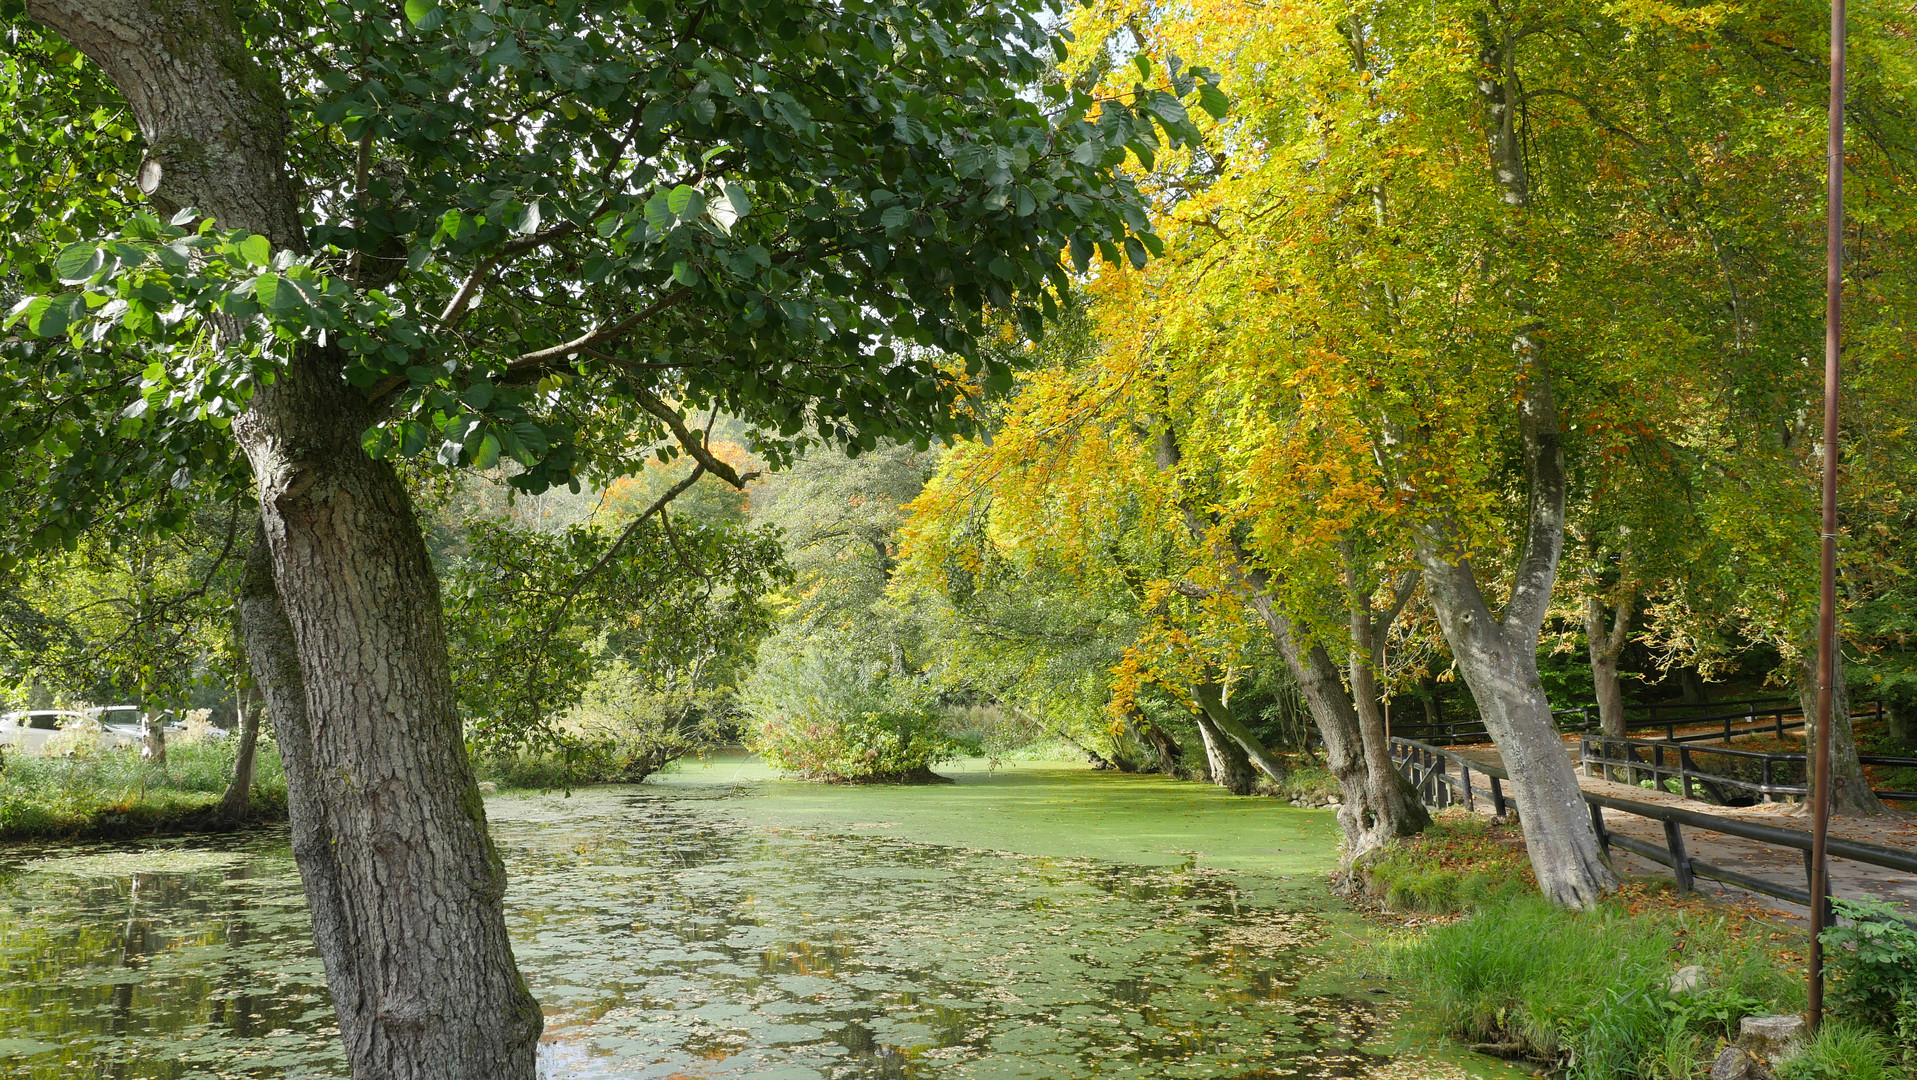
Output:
[[0, 738, 287, 841], [1364, 811, 1914, 1080]]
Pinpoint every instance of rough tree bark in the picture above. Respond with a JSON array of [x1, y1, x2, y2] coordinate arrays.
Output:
[[1793, 648, 1884, 815], [1583, 593, 1633, 738], [26, 3, 544, 1075], [217, 682, 263, 821], [1192, 710, 1256, 795]]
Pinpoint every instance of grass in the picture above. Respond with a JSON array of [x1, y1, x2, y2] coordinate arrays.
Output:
[[0, 736, 286, 840], [1357, 810, 1536, 913], [1366, 811, 1915, 1079], [1270, 762, 1342, 803], [1393, 892, 1808, 1079], [1774, 1021, 1907, 1080]]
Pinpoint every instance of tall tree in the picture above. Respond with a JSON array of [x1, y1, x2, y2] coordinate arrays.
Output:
[[3, 1, 1212, 1075]]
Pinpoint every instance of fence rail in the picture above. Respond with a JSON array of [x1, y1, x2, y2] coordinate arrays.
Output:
[[1580, 733, 1917, 804], [1389, 736, 1917, 913], [1390, 697, 1881, 747]]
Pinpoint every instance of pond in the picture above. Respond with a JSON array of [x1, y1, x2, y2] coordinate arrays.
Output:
[[0, 759, 1495, 1079]]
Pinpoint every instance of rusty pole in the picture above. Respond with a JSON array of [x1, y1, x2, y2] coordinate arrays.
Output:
[[1807, 0, 1846, 1031]]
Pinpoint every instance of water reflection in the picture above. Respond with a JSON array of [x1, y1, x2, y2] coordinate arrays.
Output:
[[0, 783, 1397, 1078]]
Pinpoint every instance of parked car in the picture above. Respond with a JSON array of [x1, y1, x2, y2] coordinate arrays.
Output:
[[3, 709, 92, 730]]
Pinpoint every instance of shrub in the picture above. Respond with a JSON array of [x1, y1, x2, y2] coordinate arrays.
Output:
[[1821, 896, 1917, 1053], [742, 645, 961, 782]]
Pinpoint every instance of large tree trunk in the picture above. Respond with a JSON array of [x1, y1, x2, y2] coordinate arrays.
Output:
[[238, 362, 541, 1076], [218, 683, 263, 821], [1794, 648, 1884, 815], [1584, 594, 1632, 738], [1395, 16, 1618, 910], [1193, 711, 1256, 795], [27, 2, 543, 1075]]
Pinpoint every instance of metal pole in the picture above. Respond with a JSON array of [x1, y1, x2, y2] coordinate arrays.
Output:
[[1808, 0, 1847, 1031]]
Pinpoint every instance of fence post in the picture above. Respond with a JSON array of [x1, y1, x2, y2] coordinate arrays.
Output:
[[1590, 802, 1610, 857], [1763, 758, 1774, 803], [1776, 708, 1785, 738], [1679, 746, 1694, 801], [1664, 820, 1694, 892], [1462, 765, 1475, 812], [1489, 775, 1507, 819]]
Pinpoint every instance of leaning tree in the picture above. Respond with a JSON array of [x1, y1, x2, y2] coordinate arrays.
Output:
[[0, 0, 1217, 1075]]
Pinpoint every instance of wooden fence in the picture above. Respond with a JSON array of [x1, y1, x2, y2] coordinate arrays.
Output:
[[1389, 695, 1881, 747], [1389, 736, 1917, 913], [1580, 733, 1917, 804]]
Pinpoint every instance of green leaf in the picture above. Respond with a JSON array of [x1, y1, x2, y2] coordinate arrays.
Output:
[[52, 243, 105, 284], [880, 205, 912, 231], [472, 433, 501, 470], [239, 234, 273, 267], [404, 0, 437, 26], [666, 185, 696, 216], [672, 260, 699, 286], [1197, 83, 1230, 120], [724, 183, 751, 219]]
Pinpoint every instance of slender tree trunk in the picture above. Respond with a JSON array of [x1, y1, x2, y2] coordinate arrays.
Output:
[[1345, 567, 1432, 845], [1149, 423, 1411, 856], [1193, 710, 1256, 795], [1244, 594, 1384, 851], [140, 703, 167, 766], [1583, 593, 1632, 738], [1794, 648, 1884, 815], [24, 3, 542, 1074], [218, 683, 263, 821], [1136, 718, 1185, 776], [1193, 680, 1287, 784]]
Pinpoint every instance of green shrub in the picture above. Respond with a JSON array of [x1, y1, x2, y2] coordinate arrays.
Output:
[[1773, 1021, 1906, 1080], [1821, 896, 1917, 1052], [742, 645, 961, 782]]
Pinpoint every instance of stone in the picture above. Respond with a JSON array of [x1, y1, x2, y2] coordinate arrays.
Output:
[[1710, 1046, 1767, 1080], [1739, 1015, 1806, 1058], [1667, 964, 1707, 995]]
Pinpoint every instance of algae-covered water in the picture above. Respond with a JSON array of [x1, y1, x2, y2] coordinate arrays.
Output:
[[0, 759, 1487, 1079]]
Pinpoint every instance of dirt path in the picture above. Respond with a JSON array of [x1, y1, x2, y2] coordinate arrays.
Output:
[[1445, 741, 1917, 921]]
